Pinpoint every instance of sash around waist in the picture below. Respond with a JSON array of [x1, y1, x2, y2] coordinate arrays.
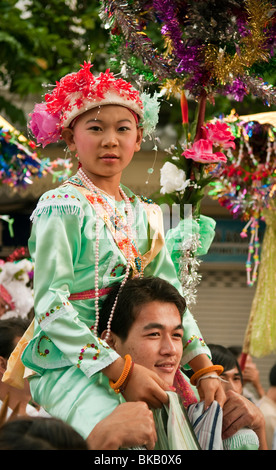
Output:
[[68, 287, 113, 301]]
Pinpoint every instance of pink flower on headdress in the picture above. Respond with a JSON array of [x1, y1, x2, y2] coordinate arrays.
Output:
[[203, 121, 236, 149], [29, 103, 61, 147], [183, 139, 227, 164]]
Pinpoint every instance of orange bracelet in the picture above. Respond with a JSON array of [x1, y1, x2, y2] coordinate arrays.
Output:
[[190, 365, 224, 386], [109, 354, 133, 394], [120, 360, 135, 393]]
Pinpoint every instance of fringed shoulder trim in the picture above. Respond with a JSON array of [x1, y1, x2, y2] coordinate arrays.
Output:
[[30, 189, 85, 226]]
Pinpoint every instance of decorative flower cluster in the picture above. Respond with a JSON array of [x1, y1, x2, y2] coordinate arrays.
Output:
[[159, 99, 235, 218], [45, 62, 142, 122]]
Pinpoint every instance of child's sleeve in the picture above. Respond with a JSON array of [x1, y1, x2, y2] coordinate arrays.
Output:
[[25, 190, 119, 378], [165, 215, 216, 274]]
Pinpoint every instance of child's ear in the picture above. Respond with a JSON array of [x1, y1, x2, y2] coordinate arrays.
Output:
[[134, 127, 143, 152], [61, 128, 76, 151]]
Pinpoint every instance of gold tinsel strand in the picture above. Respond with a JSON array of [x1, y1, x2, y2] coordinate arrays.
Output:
[[204, 0, 271, 85], [163, 36, 174, 58], [160, 78, 185, 98]]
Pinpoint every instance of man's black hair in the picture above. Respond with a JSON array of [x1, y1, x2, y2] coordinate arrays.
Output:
[[98, 276, 186, 341]]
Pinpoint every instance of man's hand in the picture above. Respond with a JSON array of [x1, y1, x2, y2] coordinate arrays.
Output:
[[222, 390, 268, 449], [87, 402, 157, 450]]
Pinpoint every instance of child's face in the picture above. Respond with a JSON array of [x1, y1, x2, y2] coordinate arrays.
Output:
[[63, 105, 143, 183]]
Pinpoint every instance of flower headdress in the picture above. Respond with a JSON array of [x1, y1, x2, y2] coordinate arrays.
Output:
[[29, 61, 159, 147]]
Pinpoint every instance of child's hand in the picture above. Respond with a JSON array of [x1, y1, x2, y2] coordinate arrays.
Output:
[[122, 363, 171, 408], [197, 375, 226, 410]]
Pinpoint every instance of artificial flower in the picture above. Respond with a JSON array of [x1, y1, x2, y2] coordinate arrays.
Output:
[[183, 139, 227, 164], [204, 121, 236, 149], [29, 103, 61, 147], [160, 161, 190, 194]]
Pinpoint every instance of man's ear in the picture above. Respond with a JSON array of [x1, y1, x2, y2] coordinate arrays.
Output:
[[61, 128, 76, 151], [100, 331, 117, 350]]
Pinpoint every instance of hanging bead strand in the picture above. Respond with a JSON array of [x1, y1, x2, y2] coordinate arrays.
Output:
[[77, 168, 135, 337]]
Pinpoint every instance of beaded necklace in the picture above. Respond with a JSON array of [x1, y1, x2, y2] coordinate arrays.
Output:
[[77, 168, 139, 339]]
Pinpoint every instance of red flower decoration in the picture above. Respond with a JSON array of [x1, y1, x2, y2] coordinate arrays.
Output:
[[204, 121, 236, 149], [183, 139, 227, 164]]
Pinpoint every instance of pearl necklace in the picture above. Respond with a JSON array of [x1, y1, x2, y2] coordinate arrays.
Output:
[[77, 168, 134, 339]]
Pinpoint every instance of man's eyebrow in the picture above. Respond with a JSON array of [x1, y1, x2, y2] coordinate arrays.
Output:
[[143, 323, 183, 331], [221, 371, 241, 378]]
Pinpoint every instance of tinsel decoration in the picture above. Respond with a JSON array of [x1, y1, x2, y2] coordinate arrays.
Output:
[[204, 0, 271, 85], [100, 0, 276, 103], [100, 1, 174, 81], [209, 111, 276, 221], [178, 234, 202, 307], [0, 125, 72, 188]]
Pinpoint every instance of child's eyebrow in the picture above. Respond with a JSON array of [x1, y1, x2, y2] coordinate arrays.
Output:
[[85, 118, 133, 124], [85, 118, 103, 124]]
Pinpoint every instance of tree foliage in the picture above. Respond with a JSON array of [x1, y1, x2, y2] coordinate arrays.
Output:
[[0, 0, 109, 125]]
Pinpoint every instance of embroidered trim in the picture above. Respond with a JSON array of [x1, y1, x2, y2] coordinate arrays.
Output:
[[68, 175, 147, 276], [30, 193, 84, 225], [138, 195, 155, 204], [37, 335, 51, 357], [110, 263, 126, 277], [183, 335, 206, 351], [77, 338, 110, 368], [65, 175, 86, 188], [38, 301, 72, 326]]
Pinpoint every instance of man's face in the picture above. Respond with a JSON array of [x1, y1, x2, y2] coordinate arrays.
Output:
[[111, 301, 183, 386], [220, 367, 243, 394]]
